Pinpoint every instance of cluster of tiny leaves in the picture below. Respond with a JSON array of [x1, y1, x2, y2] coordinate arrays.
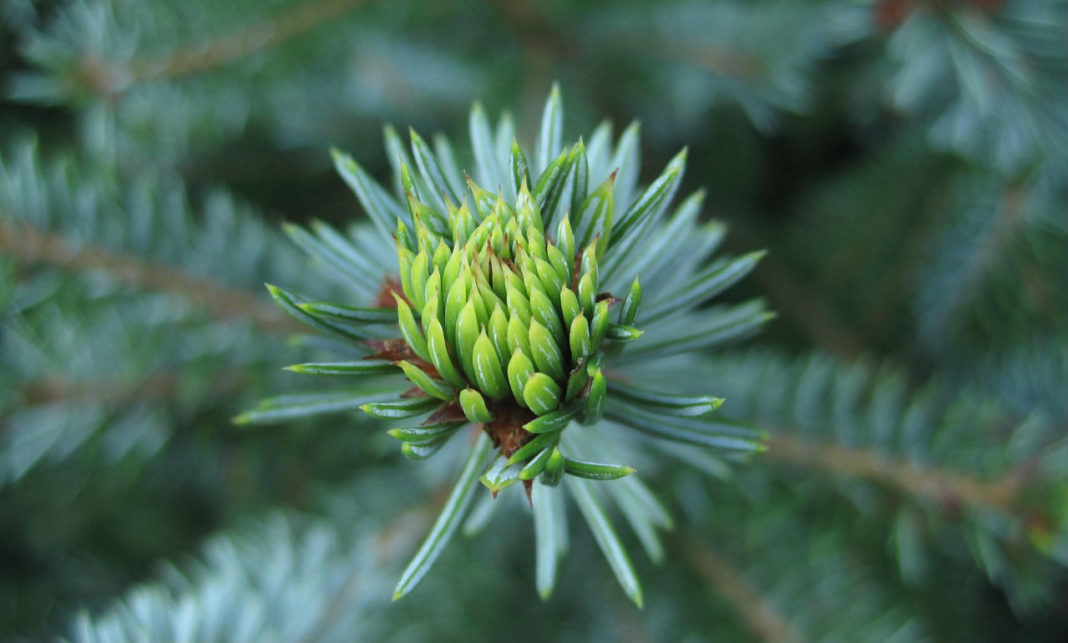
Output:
[[243, 86, 768, 604]]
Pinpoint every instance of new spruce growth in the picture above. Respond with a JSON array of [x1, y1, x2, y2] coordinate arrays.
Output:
[[240, 86, 770, 604]]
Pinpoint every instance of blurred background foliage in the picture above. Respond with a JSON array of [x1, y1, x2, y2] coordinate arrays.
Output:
[[1, 0, 1066, 641]]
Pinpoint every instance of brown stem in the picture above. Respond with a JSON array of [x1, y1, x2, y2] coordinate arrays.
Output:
[[18, 373, 178, 406], [684, 542, 801, 643], [14, 369, 247, 410], [0, 219, 300, 333], [82, 0, 369, 93], [764, 432, 1024, 516]]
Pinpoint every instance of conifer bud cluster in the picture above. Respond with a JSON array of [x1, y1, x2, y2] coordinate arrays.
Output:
[[388, 173, 643, 483]]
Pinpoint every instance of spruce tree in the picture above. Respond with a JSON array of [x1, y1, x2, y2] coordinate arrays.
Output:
[[1, 1, 1065, 641]]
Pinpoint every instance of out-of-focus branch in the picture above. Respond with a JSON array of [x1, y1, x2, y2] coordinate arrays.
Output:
[[0, 219, 300, 332], [79, 0, 369, 94], [764, 432, 1026, 517], [684, 542, 801, 643], [296, 486, 443, 643]]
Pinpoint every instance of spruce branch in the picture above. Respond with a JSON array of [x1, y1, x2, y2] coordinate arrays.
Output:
[[763, 432, 1024, 517], [0, 219, 298, 332], [33, 0, 372, 97], [120, 0, 370, 89], [913, 173, 1066, 354], [684, 541, 800, 643], [655, 349, 1068, 608], [12, 368, 247, 408], [0, 141, 353, 485], [874, 0, 1068, 176]]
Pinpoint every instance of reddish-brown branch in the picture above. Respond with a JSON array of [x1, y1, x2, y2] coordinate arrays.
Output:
[[764, 432, 1024, 516], [78, 0, 369, 94], [0, 219, 300, 333]]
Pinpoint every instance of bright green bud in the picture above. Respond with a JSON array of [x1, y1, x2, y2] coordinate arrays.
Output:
[[398, 245, 415, 306], [400, 162, 420, 202], [493, 189, 514, 223], [395, 294, 429, 361], [442, 243, 463, 290], [507, 314, 532, 359], [526, 225, 548, 262], [425, 317, 465, 388], [560, 286, 581, 330], [522, 269, 544, 305], [546, 244, 570, 287], [468, 280, 489, 327], [487, 307, 510, 370], [580, 241, 599, 285], [507, 350, 535, 406], [455, 300, 481, 382], [529, 287, 565, 345], [466, 174, 496, 218], [444, 268, 468, 344], [488, 256, 509, 301], [407, 194, 448, 239], [451, 200, 476, 243], [409, 250, 429, 311], [473, 332, 509, 399], [505, 281, 531, 326], [565, 365, 588, 402], [556, 216, 575, 269], [503, 268, 526, 299], [476, 279, 504, 317], [421, 294, 440, 331], [397, 361, 453, 401], [514, 180, 539, 227], [569, 314, 591, 366], [423, 268, 442, 309], [459, 388, 494, 423], [432, 239, 450, 274], [517, 249, 537, 283], [396, 218, 416, 253], [470, 249, 490, 285], [534, 257, 564, 307], [529, 319, 566, 382], [584, 366, 606, 424], [523, 373, 562, 415], [590, 299, 611, 347], [578, 271, 596, 315]]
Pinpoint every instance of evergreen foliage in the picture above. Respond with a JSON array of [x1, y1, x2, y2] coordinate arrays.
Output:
[[1, 0, 1065, 641]]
